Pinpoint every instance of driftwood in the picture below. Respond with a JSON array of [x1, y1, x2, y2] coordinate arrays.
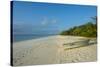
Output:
[[63, 38, 97, 50], [63, 39, 90, 49]]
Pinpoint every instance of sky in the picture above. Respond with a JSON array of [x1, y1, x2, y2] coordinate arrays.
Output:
[[12, 1, 97, 35]]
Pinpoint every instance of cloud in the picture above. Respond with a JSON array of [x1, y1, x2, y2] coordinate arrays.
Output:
[[52, 19, 57, 24], [41, 17, 48, 26], [41, 17, 58, 26]]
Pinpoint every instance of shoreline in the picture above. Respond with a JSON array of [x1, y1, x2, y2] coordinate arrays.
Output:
[[13, 34, 58, 43], [13, 35, 89, 43], [13, 35, 58, 43], [13, 35, 97, 66]]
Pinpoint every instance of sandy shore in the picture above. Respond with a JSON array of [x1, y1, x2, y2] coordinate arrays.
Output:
[[13, 35, 97, 66]]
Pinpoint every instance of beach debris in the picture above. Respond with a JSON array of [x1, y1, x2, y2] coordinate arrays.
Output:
[[63, 39, 90, 50]]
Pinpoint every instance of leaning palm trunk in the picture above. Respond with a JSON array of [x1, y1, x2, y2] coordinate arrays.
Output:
[[63, 39, 90, 50]]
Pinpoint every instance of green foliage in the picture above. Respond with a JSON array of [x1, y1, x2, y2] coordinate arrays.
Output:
[[60, 17, 97, 37]]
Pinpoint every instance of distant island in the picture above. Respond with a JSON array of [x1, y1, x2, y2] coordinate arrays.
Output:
[[60, 17, 97, 37]]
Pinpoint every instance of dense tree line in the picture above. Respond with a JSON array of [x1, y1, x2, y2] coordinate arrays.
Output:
[[60, 17, 97, 37]]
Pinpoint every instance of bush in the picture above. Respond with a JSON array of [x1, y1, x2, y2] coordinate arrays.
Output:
[[60, 17, 97, 37]]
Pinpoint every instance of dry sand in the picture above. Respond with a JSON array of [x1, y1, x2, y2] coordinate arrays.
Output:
[[13, 35, 97, 66]]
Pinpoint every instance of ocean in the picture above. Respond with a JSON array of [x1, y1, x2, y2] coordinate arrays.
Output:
[[13, 34, 55, 42]]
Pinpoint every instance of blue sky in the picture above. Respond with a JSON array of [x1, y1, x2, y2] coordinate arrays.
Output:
[[12, 1, 97, 35]]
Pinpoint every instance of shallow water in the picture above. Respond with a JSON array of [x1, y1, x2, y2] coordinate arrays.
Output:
[[13, 34, 56, 42]]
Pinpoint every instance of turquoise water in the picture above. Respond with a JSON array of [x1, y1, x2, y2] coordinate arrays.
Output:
[[13, 34, 55, 42]]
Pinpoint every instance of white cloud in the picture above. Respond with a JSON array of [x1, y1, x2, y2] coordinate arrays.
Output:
[[52, 19, 57, 24], [41, 17, 48, 26], [41, 17, 58, 26]]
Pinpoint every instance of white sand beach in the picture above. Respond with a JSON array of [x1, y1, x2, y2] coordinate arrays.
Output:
[[13, 35, 97, 66]]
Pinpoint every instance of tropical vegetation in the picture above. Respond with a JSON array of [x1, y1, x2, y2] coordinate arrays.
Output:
[[60, 16, 97, 37]]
